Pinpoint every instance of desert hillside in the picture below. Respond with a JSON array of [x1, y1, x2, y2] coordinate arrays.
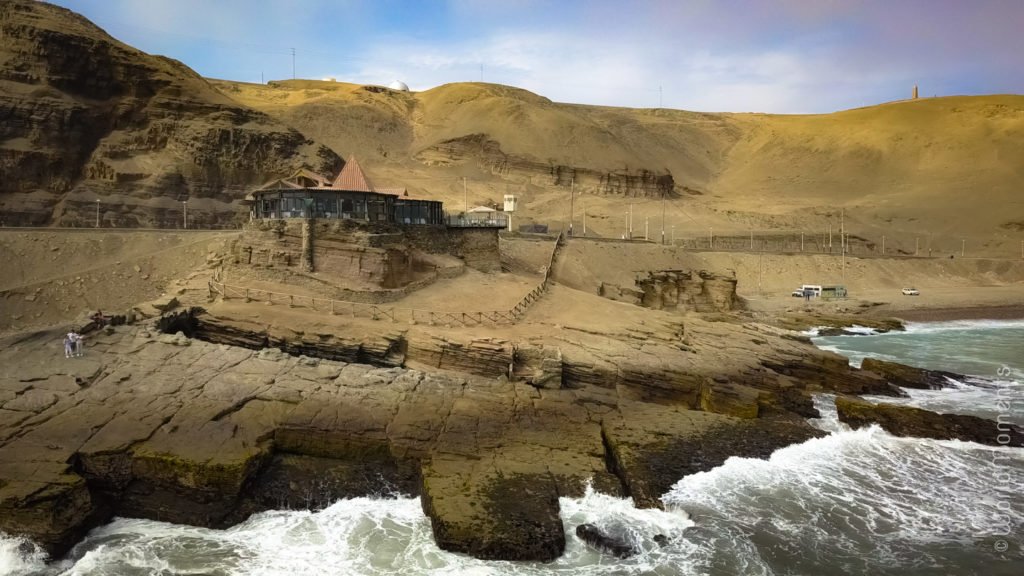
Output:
[[211, 78, 1024, 257], [0, 2, 1021, 258], [0, 0, 340, 228]]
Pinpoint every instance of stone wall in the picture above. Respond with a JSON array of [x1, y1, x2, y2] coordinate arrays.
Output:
[[232, 220, 501, 289], [404, 226, 501, 273]]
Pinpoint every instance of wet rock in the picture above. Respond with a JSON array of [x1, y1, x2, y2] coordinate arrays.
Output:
[[602, 404, 824, 509], [421, 460, 565, 561], [576, 523, 637, 558], [835, 396, 1024, 447], [860, 358, 962, 390]]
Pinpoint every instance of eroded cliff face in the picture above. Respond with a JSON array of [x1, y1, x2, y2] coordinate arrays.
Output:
[[600, 269, 739, 313], [415, 133, 677, 198], [0, 0, 341, 227]]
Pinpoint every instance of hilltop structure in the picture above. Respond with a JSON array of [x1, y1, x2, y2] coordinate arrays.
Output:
[[234, 157, 504, 283], [245, 158, 445, 225]]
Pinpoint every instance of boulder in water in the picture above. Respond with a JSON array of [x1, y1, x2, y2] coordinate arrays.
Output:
[[575, 523, 637, 558]]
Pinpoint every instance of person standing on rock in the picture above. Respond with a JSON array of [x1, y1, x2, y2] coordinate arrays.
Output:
[[72, 332, 84, 357], [63, 332, 74, 359]]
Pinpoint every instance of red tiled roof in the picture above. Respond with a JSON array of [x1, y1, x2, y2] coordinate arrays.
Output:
[[375, 187, 406, 197], [331, 157, 374, 192]]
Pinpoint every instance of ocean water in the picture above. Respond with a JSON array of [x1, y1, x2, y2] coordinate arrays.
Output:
[[3, 320, 1022, 575]]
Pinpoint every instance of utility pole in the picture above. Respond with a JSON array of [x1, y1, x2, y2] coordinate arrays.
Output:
[[660, 189, 666, 245], [582, 192, 587, 237], [182, 200, 187, 229], [569, 177, 574, 237], [95, 199, 100, 228], [645, 217, 649, 240], [962, 239, 965, 257], [842, 233, 846, 281], [840, 208, 845, 255], [291, 48, 296, 79]]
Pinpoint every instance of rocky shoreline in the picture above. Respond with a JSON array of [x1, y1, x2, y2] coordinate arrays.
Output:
[[0, 303, 919, 562]]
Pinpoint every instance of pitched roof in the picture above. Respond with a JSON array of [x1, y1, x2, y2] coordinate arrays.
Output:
[[290, 168, 331, 188], [331, 157, 374, 192], [257, 178, 303, 190], [374, 187, 406, 197]]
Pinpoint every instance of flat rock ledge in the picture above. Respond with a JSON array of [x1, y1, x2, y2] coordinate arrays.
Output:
[[1, 319, 891, 562], [835, 396, 1024, 447]]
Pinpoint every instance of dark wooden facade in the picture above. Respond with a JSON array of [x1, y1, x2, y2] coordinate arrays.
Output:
[[249, 188, 444, 225]]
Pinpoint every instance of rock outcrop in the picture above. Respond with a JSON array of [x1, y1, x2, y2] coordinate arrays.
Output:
[[835, 396, 1024, 447], [0, 311, 896, 562], [600, 269, 739, 313], [414, 133, 677, 198], [860, 357, 961, 389], [575, 523, 637, 558], [0, 0, 340, 227]]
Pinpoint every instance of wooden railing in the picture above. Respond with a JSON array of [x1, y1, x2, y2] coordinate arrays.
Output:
[[207, 234, 563, 326], [209, 281, 515, 326], [507, 232, 563, 320]]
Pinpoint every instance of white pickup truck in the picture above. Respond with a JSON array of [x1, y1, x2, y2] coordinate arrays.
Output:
[[901, 287, 920, 296]]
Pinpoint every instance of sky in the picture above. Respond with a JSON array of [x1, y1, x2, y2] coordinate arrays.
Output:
[[50, 0, 1024, 114]]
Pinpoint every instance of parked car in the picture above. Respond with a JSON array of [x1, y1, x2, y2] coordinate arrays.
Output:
[[901, 287, 920, 296], [792, 289, 805, 297]]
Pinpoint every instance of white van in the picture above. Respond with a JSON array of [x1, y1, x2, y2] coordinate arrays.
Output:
[[801, 285, 822, 298]]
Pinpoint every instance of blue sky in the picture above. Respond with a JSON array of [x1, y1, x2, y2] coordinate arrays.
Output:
[[51, 0, 1024, 113]]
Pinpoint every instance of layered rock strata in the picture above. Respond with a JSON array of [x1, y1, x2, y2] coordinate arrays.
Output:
[[414, 133, 677, 198], [835, 396, 1024, 447], [0, 0, 340, 227], [600, 269, 739, 313], [0, 305, 897, 561]]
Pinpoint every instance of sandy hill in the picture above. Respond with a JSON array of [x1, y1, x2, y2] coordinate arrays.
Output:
[[209, 78, 1024, 256], [0, 2, 1021, 258], [0, 0, 340, 228]]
